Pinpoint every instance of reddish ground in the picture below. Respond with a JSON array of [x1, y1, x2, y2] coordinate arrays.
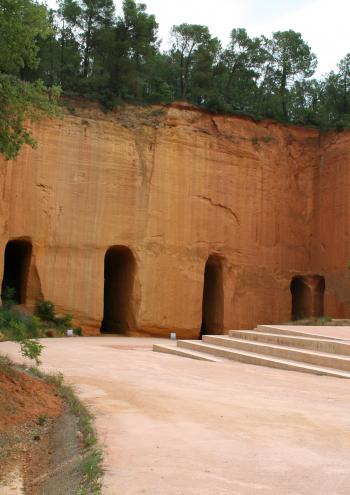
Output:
[[0, 363, 62, 432]]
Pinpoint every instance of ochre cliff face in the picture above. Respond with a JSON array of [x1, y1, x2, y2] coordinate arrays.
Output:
[[0, 103, 331, 336], [312, 131, 350, 318]]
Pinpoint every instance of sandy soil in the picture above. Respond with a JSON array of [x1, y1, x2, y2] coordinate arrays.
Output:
[[1, 336, 350, 495], [0, 361, 84, 495], [0, 364, 61, 432]]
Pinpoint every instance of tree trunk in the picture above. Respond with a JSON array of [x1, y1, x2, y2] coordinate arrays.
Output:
[[83, 15, 93, 78], [280, 64, 288, 118]]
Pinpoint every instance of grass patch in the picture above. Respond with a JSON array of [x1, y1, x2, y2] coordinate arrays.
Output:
[[20, 365, 103, 494]]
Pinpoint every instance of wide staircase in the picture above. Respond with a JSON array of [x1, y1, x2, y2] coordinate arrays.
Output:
[[153, 325, 350, 378]]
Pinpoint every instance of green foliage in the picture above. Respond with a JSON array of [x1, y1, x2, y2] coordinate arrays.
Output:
[[20, 338, 43, 366], [0, 304, 44, 364], [0, 74, 61, 160], [169, 23, 220, 100], [36, 299, 73, 330], [74, 327, 83, 336], [0, 0, 50, 75], [0, 0, 61, 160], [58, 0, 115, 78], [1, 298, 79, 364], [36, 300, 56, 322], [43, 373, 103, 493], [1, 286, 16, 308], [55, 313, 73, 328], [1, 0, 350, 145], [267, 30, 317, 118], [0, 306, 42, 339], [1, 361, 102, 494], [80, 449, 103, 484]]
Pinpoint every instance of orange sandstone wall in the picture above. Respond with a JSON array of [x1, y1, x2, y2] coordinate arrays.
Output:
[[0, 104, 320, 337], [312, 131, 350, 318]]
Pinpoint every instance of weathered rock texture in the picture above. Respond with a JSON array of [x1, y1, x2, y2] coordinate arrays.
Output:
[[311, 130, 350, 318], [0, 102, 347, 337]]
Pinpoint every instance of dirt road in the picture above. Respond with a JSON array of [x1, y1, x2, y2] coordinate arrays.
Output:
[[1, 337, 349, 495]]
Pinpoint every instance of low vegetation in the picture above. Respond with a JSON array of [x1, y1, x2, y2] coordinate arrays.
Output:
[[0, 355, 103, 494], [0, 289, 100, 492], [1, 0, 350, 161], [0, 287, 81, 365], [29, 367, 103, 494]]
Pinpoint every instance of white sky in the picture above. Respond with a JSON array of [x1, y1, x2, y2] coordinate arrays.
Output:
[[45, 0, 350, 77]]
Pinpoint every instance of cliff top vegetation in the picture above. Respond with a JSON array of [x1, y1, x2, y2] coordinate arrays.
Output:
[[1, 0, 350, 159]]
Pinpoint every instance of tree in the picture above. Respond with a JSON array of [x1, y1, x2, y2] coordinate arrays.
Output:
[[338, 54, 350, 115], [266, 30, 317, 118], [58, 0, 115, 78], [288, 79, 324, 125], [0, 0, 49, 75], [222, 30, 263, 94], [170, 24, 216, 99], [0, 0, 60, 160], [212, 28, 266, 114], [113, 0, 159, 99]]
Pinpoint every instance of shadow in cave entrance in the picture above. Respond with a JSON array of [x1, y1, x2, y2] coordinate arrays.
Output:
[[200, 255, 224, 338], [1, 239, 32, 304], [101, 245, 136, 334], [290, 275, 325, 320]]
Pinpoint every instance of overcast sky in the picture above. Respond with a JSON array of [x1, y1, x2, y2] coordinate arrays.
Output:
[[45, 0, 349, 77]]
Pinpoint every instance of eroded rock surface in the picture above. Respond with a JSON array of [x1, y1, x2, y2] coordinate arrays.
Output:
[[0, 103, 346, 336]]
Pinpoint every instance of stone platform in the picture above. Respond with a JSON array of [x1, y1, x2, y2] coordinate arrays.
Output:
[[154, 325, 350, 378]]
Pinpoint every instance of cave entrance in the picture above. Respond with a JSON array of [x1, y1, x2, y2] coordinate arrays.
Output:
[[1, 239, 32, 304], [200, 255, 224, 337], [290, 275, 325, 320], [101, 246, 136, 334]]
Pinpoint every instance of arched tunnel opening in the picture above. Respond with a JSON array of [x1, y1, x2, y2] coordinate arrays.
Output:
[[291, 275, 325, 320], [200, 255, 224, 337], [101, 246, 136, 334], [1, 239, 32, 305]]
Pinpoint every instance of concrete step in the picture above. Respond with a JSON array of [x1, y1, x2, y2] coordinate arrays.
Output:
[[253, 325, 346, 341], [174, 340, 350, 378], [201, 335, 350, 371], [153, 343, 222, 362], [223, 331, 350, 356]]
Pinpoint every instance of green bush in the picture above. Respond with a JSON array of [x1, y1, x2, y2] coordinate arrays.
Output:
[[20, 338, 43, 366], [1, 286, 16, 308], [55, 313, 73, 329], [0, 304, 44, 365], [35, 300, 56, 322], [0, 307, 43, 340], [36, 300, 73, 330]]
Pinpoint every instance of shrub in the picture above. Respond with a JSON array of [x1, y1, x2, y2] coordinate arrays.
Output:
[[1, 286, 16, 308], [35, 300, 56, 322], [0, 304, 44, 365], [36, 300, 74, 330], [20, 338, 44, 366], [55, 313, 73, 329]]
